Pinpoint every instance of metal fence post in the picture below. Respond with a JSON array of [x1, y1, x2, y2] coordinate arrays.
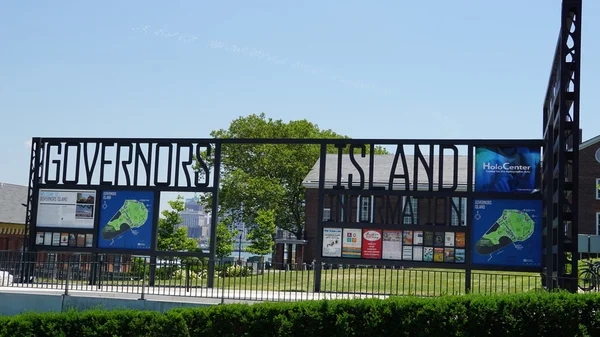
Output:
[[139, 261, 146, 301], [64, 255, 71, 296], [185, 264, 190, 293], [313, 260, 321, 292], [220, 258, 226, 305], [464, 268, 471, 294]]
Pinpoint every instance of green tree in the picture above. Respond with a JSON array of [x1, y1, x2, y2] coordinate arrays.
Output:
[[199, 113, 388, 241], [214, 217, 238, 259], [157, 195, 199, 252], [246, 209, 277, 257]]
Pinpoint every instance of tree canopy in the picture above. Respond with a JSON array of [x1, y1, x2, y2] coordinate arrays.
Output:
[[214, 216, 238, 259], [202, 112, 388, 239], [246, 209, 277, 256]]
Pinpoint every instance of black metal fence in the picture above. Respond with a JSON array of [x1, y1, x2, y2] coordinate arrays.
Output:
[[0, 251, 586, 302]]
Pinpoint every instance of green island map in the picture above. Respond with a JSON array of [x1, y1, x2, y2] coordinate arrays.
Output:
[[475, 209, 535, 255], [101, 200, 149, 241]]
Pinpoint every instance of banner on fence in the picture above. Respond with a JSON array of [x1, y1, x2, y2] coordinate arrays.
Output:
[[474, 146, 540, 193], [322, 227, 342, 257], [362, 229, 382, 259], [382, 230, 402, 260], [342, 228, 362, 258], [97, 190, 155, 250], [471, 199, 542, 267]]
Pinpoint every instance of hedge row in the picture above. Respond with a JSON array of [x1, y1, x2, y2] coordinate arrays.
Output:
[[1, 292, 600, 337]]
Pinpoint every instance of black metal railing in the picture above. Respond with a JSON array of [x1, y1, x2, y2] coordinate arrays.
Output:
[[0, 251, 587, 302]]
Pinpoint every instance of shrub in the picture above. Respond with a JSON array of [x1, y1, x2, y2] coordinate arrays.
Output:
[[2, 292, 600, 337], [219, 265, 253, 277], [173, 269, 207, 280]]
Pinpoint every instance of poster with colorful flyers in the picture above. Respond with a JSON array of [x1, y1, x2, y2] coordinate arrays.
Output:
[[362, 229, 383, 259], [413, 246, 423, 261], [60, 233, 69, 246], [44, 232, 52, 246], [413, 231, 424, 245], [445, 232, 455, 247], [52, 233, 60, 246], [342, 228, 362, 258], [35, 232, 44, 245], [403, 231, 413, 245], [402, 246, 413, 260], [424, 232, 434, 246], [382, 230, 403, 260], [423, 247, 434, 262], [434, 248, 444, 262], [68, 233, 77, 247], [455, 232, 466, 248], [85, 234, 94, 248], [455, 249, 466, 263], [322, 228, 343, 257], [77, 234, 86, 248], [444, 248, 455, 262], [434, 232, 444, 247]]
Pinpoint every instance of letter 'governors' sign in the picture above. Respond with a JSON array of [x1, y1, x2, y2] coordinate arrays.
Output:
[[37, 140, 212, 190]]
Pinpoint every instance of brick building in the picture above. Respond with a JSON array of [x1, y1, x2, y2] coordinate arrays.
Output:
[[577, 135, 600, 235], [0, 182, 27, 251]]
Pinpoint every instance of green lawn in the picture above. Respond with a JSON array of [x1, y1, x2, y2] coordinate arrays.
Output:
[[36, 267, 542, 297]]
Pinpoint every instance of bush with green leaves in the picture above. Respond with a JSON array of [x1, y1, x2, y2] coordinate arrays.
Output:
[[173, 269, 207, 281], [2, 292, 600, 337], [219, 265, 253, 278]]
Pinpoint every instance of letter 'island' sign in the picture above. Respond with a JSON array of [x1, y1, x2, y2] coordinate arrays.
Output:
[[317, 142, 542, 272]]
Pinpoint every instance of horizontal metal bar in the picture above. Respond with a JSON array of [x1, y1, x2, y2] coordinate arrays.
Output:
[[320, 189, 544, 199], [33, 137, 544, 146], [320, 222, 469, 232], [35, 184, 217, 193]]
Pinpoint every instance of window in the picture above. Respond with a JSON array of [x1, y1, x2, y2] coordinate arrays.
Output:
[[596, 178, 600, 200], [451, 197, 467, 226], [357, 195, 373, 223], [323, 208, 331, 222], [402, 196, 418, 225], [597, 212, 600, 236], [113, 256, 122, 273]]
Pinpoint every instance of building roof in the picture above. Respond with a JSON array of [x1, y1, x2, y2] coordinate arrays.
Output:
[[0, 182, 28, 225], [581, 134, 600, 151], [302, 154, 469, 190]]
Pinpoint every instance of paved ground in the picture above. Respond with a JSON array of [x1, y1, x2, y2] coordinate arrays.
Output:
[[0, 285, 388, 304]]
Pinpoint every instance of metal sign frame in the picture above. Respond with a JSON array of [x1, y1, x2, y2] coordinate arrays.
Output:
[[20, 0, 583, 293], [542, 0, 582, 292]]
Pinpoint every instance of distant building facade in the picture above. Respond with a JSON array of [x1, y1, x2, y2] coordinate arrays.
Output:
[[178, 197, 210, 241], [577, 135, 600, 235], [0, 182, 27, 251]]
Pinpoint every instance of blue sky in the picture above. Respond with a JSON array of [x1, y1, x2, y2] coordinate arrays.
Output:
[[1, 0, 599, 191]]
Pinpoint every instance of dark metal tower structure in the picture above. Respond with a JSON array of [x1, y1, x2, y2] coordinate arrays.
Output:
[[542, 0, 582, 292]]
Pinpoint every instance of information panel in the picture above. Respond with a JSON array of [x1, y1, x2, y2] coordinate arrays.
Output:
[[322, 227, 342, 257], [36, 189, 96, 229], [97, 190, 154, 250], [475, 146, 540, 193], [472, 199, 542, 268]]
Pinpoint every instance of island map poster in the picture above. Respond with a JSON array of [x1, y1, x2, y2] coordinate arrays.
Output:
[[471, 199, 542, 268], [97, 190, 154, 250]]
